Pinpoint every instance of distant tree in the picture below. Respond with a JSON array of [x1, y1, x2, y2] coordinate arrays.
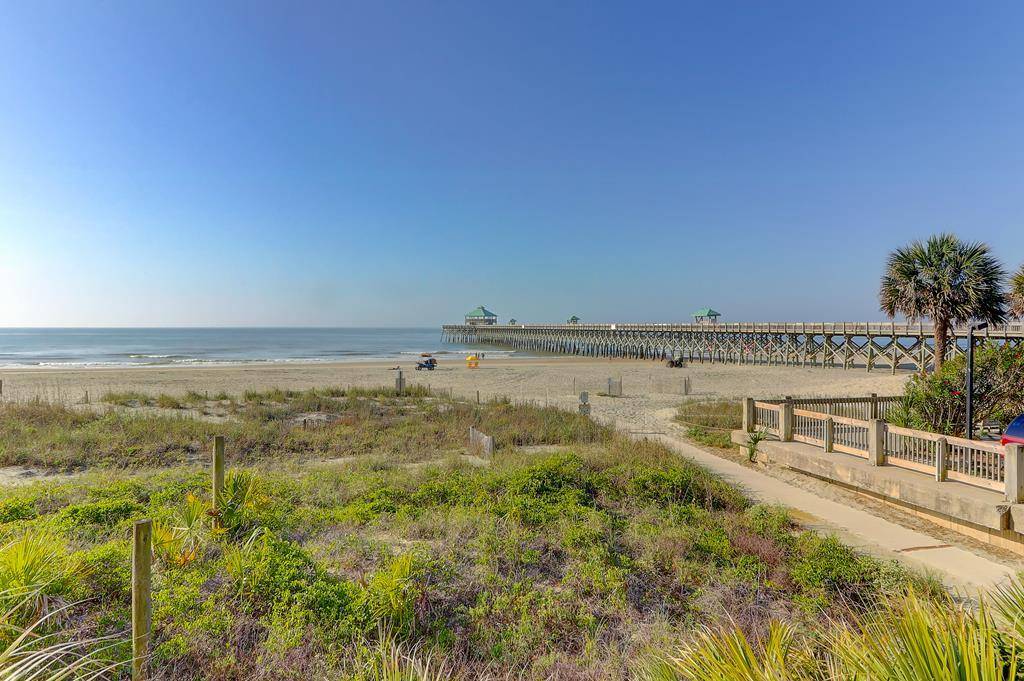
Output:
[[879, 233, 1006, 372], [1011, 264, 1024, 318]]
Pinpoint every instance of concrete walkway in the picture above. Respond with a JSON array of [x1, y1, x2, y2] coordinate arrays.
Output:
[[611, 414, 1019, 594]]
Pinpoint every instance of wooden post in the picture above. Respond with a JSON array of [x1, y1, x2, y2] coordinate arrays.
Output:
[[212, 436, 225, 528], [823, 417, 834, 453], [935, 437, 948, 482], [578, 391, 590, 416], [683, 377, 691, 395], [132, 519, 152, 681], [742, 398, 754, 433], [0, 379, 3, 397], [869, 393, 879, 420], [779, 401, 794, 442], [868, 419, 886, 466], [476, 390, 480, 404], [395, 370, 405, 394], [1005, 444, 1024, 503]]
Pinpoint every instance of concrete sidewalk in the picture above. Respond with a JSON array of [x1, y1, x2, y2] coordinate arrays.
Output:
[[612, 414, 1019, 594]]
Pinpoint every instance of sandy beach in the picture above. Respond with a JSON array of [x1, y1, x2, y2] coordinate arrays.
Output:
[[0, 356, 910, 421]]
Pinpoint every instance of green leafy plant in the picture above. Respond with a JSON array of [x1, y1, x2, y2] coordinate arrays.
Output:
[[746, 429, 768, 462], [0, 533, 75, 622]]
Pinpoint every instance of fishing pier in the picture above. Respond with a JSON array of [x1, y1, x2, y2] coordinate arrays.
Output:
[[441, 322, 1024, 372]]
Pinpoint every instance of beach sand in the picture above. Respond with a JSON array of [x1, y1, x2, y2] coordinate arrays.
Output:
[[0, 357, 910, 423]]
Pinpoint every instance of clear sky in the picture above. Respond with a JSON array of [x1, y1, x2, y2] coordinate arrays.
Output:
[[2, 1, 1023, 327]]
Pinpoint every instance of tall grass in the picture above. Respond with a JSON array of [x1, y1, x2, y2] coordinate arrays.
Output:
[[648, 585, 1024, 680], [675, 399, 742, 449]]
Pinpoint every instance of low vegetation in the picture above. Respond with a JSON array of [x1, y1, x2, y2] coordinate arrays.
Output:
[[0, 388, 940, 678], [674, 399, 741, 449], [0, 387, 607, 471]]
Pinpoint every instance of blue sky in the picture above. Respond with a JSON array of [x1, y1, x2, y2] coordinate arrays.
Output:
[[1, 1, 1023, 327]]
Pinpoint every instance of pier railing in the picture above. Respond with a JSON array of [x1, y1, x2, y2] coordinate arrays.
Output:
[[443, 321, 1024, 373], [743, 398, 1012, 495]]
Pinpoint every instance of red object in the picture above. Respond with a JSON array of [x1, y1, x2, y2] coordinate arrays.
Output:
[[1002, 414, 1024, 446]]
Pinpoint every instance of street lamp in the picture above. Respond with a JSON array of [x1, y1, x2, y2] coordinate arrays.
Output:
[[966, 321, 989, 440]]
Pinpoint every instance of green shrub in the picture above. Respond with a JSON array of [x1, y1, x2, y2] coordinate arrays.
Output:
[[72, 541, 132, 601], [0, 497, 37, 524]]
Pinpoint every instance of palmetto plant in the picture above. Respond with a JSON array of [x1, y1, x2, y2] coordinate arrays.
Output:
[[649, 584, 1024, 681], [880, 234, 1006, 372], [0, 533, 75, 623], [1010, 264, 1024, 319], [644, 620, 820, 681], [154, 493, 207, 566], [0, 601, 125, 680]]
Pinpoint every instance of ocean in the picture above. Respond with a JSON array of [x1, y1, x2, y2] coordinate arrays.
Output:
[[0, 328, 509, 368]]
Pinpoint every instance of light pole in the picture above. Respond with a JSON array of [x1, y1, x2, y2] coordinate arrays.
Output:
[[966, 321, 988, 440]]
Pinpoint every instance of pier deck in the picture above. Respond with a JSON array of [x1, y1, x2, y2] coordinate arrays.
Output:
[[442, 322, 1024, 372]]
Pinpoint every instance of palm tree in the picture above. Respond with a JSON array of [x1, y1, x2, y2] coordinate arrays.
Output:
[[879, 233, 1006, 372], [1011, 264, 1024, 318]]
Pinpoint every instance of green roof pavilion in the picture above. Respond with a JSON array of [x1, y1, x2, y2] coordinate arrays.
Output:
[[692, 308, 721, 323], [465, 306, 498, 325]]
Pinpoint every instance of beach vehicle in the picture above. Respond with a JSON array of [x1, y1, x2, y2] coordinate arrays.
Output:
[[415, 358, 437, 371], [1003, 414, 1024, 446]]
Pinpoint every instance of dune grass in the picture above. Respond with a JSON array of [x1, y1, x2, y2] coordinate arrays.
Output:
[[675, 399, 742, 449], [0, 390, 931, 678]]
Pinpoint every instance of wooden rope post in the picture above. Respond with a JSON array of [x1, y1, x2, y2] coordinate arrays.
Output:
[[823, 417, 834, 453], [132, 519, 153, 681], [212, 436, 225, 529]]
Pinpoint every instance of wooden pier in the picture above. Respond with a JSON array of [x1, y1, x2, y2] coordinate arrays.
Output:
[[441, 322, 1024, 372]]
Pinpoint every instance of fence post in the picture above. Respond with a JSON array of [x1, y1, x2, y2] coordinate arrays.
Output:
[[395, 370, 405, 394], [779, 401, 794, 442], [869, 393, 879, 420], [935, 437, 948, 482], [212, 436, 225, 529], [823, 417, 834, 453], [868, 419, 886, 466], [742, 398, 754, 433], [132, 519, 152, 681], [1005, 444, 1024, 503], [578, 392, 590, 416]]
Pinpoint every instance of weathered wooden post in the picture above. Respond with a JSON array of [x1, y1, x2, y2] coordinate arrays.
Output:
[[132, 519, 152, 681], [578, 391, 590, 416], [476, 390, 480, 404], [823, 417, 834, 453], [868, 419, 886, 466], [935, 437, 948, 482], [469, 427, 494, 456], [212, 436, 225, 529], [395, 370, 405, 394], [869, 393, 879, 420], [1005, 444, 1024, 503], [779, 401, 794, 442], [683, 377, 691, 396], [742, 398, 754, 433], [0, 379, 4, 397]]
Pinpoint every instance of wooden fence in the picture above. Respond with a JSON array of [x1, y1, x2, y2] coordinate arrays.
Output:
[[759, 394, 902, 421], [743, 398, 1021, 498]]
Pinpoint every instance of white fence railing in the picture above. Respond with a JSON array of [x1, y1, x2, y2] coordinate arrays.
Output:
[[743, 398, 1018, 497]]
